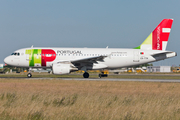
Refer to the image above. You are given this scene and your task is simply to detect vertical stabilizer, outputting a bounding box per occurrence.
[135,19,173,50]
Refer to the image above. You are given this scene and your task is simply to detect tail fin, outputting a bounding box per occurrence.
[134,19,173,50]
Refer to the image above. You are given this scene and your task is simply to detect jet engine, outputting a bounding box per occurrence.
[52,63,71,75]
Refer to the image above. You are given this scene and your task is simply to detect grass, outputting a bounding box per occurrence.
[0,78,180,119]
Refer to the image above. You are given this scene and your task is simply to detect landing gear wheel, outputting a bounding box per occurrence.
[27,73,32,78]
[99,74,102,78]
[83,72,89,78]
[99,72,108,78]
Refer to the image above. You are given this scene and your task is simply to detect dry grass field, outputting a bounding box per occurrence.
[0,78,180,120]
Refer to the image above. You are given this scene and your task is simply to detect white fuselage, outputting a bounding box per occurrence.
[4,47,177,70]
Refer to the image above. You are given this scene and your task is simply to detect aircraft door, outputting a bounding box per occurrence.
[133,51,139,62]
[26,49,32,61]
[26,54,29,61]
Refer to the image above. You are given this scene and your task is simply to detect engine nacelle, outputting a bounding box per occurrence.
[52,63,71,75]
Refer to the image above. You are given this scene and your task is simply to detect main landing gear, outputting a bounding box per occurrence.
[99,71,108,78]
[82,71,108,78]
[83,72,89,78]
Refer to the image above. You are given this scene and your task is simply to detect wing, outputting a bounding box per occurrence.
[71,55,107,63]
[57,55,108,70]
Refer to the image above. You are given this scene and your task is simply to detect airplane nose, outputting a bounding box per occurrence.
[4,56,11,65]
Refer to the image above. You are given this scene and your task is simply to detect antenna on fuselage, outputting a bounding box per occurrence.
[31,45,33,48]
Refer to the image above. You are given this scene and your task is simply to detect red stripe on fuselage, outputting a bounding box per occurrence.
[41,49,56,66]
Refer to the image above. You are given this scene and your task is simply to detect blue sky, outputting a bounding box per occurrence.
[0,1,180,66]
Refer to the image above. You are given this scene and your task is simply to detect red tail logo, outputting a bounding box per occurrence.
[152,19,173,50]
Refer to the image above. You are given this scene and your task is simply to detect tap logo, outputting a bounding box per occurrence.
[26,49,56,67]
[42,49,56,66]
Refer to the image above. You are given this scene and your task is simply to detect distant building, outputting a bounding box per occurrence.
[0,64,3,69]
[147,66,171,72]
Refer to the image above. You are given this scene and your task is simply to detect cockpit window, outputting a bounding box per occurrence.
[11,52,20,56]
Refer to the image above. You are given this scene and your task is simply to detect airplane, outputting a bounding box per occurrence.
[4,19,177,78]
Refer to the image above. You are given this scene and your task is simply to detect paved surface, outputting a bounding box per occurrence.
[1,76,180,82]
[61,78,180,82]
[20,78,180,83]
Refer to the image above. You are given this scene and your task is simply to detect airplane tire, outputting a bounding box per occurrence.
[27,73,32,78]
[83,72,89,78]
[99,74,101,78]
[99,74,108,78]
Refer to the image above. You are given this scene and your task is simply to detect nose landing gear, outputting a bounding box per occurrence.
[27,73,32,78]
[27,68,32,78]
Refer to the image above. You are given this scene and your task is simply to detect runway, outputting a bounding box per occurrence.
[19,78,180,83]
[61,78,180,82]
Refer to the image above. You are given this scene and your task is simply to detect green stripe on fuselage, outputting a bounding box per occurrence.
[26,49,42,67]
